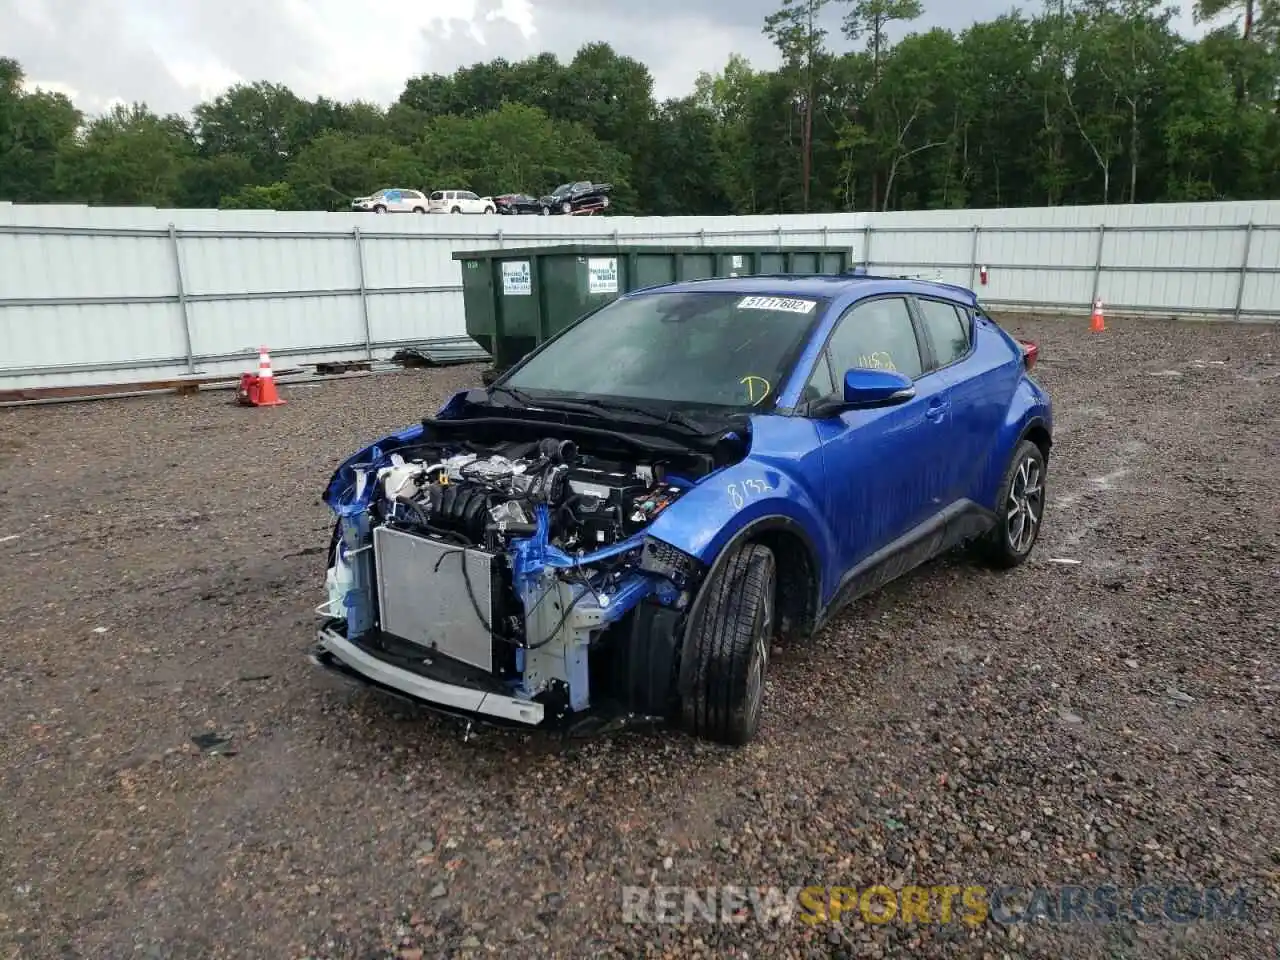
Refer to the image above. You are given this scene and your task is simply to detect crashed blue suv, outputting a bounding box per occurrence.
[313,273,1052,745]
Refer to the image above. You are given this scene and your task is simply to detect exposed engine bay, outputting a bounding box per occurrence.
[319,432,713,728]
[376,439,687,552]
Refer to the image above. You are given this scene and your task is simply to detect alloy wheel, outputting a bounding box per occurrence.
[1006,456,1044,554]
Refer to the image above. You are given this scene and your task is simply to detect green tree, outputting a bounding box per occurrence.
[3,9,1280,217]
[841,0,923,72]
[193,81,309,181]
[54,103,195,206]
[219,181,301,210]
[285,131,426,210]
[694,54,766,212]
[0,57,81,201]
[837,0,923,208]
[764,0,831,209]
[415,101,630,203]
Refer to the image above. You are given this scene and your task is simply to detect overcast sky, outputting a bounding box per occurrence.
[8,0,1204,117]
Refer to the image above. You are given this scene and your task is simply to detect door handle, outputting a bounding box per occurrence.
[925,397,948,421]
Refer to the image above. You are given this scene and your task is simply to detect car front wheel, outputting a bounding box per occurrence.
[977,438,1047,568]
[680,542,775,745]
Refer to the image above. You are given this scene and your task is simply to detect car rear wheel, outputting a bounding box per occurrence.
[976,439,1046,568]
[680,542,775,745]
[413,207,425,214]
[483,205,495,214]
[450,206,461,214]
[562,201,572,214]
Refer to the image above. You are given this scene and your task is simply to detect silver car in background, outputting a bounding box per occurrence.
[350,188,429,213]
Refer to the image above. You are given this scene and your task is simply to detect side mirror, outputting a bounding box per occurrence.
[808,368,915,418]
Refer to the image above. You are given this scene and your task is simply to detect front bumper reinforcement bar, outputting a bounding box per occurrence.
[313,627,545,726]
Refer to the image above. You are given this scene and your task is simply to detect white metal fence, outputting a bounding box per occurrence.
[2,199,1279,391]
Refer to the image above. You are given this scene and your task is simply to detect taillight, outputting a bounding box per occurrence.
[1018,340,1038,371]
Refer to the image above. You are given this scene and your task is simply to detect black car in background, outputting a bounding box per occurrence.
[538,181,612,215]
[493,193,544,215]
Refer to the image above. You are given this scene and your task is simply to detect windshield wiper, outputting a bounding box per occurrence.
[486,384,536,406]
[575,398,709,434]
[490,390,707,434]
[485,385,714,434]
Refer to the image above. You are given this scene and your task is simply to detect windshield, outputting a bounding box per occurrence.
[552,183,572,195]
[500,291,826,411]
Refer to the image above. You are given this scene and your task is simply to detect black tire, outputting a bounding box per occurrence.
[975,439,1047,569]
[541,205,551,216]
[680,542,776,745]
[373,204,386,214]
[561,201,572,214]
[450,206,461,214]
[413,207,425,214]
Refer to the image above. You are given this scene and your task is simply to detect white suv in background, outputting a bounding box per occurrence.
[350,188,429,213]
[428,190,497,214]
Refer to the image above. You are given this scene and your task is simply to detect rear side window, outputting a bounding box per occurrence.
[916,298,970,368]
[430,191,443,201]
[825,297,923,380]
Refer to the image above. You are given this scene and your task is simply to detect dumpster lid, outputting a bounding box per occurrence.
[452,243,851,261]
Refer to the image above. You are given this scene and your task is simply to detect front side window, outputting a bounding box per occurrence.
[802,353,835,403]
[825,297,923,380]
[503,292,827,410]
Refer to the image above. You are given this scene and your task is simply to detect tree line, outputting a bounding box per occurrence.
[1,0,1277,216]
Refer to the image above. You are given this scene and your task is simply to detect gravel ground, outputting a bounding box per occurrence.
[1,314,1278,960]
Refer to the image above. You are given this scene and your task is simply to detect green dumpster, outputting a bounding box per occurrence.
[452,243,855,372]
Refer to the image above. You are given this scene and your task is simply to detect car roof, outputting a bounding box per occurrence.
[627,272,979,307]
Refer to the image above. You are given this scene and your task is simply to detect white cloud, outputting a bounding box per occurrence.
[2,0,1210,118]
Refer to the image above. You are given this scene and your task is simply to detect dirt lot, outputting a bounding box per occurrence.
[1,314,1277,959]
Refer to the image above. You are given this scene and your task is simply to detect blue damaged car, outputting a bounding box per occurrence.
[312,273,1052,744]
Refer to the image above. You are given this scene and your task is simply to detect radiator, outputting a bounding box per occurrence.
[372,525,496,672]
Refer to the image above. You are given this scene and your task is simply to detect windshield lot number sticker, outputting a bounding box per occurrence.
[502,261,531,296]
[727,478,772,509]
[588,257,618,294]
[737,296,816,314]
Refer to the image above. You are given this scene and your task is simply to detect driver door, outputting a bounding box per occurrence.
[805,296,955,578]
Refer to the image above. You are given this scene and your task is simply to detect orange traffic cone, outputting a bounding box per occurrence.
[1090,298,1106,333]
[236,345,286,406]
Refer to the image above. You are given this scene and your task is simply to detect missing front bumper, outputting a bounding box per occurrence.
[312,627,545,725]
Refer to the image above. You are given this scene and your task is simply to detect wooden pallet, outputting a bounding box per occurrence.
[0,369,303,404]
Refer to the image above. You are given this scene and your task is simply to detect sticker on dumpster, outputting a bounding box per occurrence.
[737,296,817,314]
[502,261,531,296]
[587,257,618,294]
